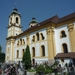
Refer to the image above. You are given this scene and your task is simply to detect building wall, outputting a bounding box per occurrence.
[55,24,71,54]
[14,36,27,62]
[6,22,75,63]
[5,10,75,64]
[13,28,48,63]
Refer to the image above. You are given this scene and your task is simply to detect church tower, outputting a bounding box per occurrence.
[8,8,22,37]
[5,8,22,63]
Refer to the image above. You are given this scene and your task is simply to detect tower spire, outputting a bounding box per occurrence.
[13,2,18,12]
[33,13,34,17]
[15,2,17,8]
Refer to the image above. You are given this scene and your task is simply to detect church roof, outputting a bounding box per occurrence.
[58,12,75,23]
[39,15,59,25]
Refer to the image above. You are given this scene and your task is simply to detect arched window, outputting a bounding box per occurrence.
[16,17,18,23]
[36,32,39,41]
[32,59,35,65]
[62,43,68,53]
[10,17,12,24]
[41,45,45,56]
[17,41,19,46]
[23,39,25,45]
[41,33,44,40]
[32,35,35,42]
[60,30,66,38]
[31,25,33,27]
[20,39,22,45]
[17,50,19,58]
[22,49,24,57]
[32,47,35,57]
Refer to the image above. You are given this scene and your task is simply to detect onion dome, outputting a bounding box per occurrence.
[29,17,38,27]
[10,8,21,17]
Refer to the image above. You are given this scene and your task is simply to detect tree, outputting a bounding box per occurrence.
[22,45,31,69]
[0,53,5,62]
[0,45,5,62]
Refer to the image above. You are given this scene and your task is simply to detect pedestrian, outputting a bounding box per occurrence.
[4,65,11,75]
[18,67,24,75]
[58,64,62,74]
[0,69,2,75]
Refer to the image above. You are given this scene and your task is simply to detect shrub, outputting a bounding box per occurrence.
[45,69,53,74]
[27,69,36,72]
[36,65,45,73]
[45,65,54,74]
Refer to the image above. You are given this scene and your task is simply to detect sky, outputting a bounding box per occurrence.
[0,0,75,53]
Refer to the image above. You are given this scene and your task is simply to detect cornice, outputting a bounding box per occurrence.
[7,23,22,28]
[6,36,15,40]
[56,18,75,27]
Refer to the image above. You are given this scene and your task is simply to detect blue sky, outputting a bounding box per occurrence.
[0,0,75,53]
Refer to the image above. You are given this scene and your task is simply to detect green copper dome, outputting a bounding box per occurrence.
[29,17,38,27]
[10,8,21,16]
[30,17,38,24]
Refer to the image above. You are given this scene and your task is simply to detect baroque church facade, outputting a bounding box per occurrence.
[5,8,75,65]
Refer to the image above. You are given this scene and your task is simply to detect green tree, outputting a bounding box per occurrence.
[22,45,31,69]
[0,45,5,62]
[0,53,5,62]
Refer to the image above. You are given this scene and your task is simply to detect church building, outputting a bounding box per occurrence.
[5,8,75,65]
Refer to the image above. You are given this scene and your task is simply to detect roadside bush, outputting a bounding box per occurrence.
[36,65,45,73]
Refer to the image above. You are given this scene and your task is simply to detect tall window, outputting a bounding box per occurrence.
[41,45,45,56]
[62,43,68,53]
[16,17,18,23]
[23,39,25,45]
[17,41,19,46]
[20,39,22,45]
[17,39,25,46]
[32,35,35,42]
[41,33,44,40]
[10,17,12,24]
[32,47,35,57]
[22,49,24,57]
[36,32,39,41]
[17,50,19,58]
[60,30,66,38]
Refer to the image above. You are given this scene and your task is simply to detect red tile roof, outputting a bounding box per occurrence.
[55,52,75,59]
[58,12,75,23]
